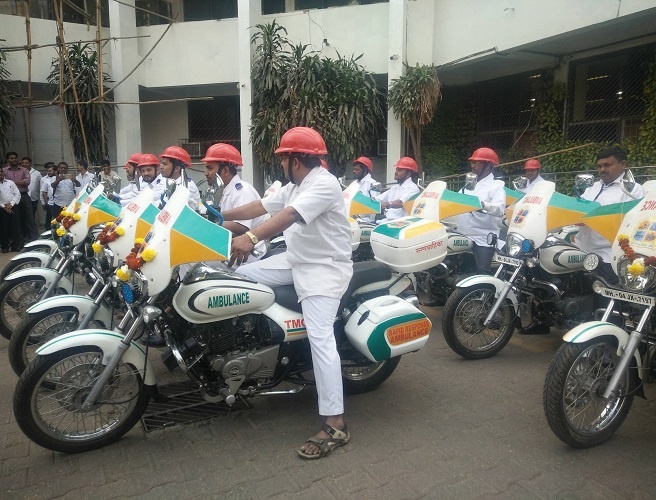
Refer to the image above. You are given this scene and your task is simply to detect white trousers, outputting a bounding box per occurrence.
[236,261,344,416]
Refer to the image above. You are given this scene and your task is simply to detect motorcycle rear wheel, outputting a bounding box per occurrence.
[0,256,45,281]
[543,337,637,448]
[9,307,105,376]
[442,284,516,359]
[13,346,149,453]
[341,356,400,394]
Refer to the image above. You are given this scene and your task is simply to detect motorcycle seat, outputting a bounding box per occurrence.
[272,261,392,314]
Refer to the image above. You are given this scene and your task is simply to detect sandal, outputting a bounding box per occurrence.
[297,424,350,460]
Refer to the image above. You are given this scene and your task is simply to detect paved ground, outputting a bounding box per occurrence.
[1,250,656,499]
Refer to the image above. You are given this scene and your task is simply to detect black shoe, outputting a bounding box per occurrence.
[518,323,551,335]
[139,334,166,348]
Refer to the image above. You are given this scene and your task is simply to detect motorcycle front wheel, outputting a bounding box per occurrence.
[543,337,637,448]
[9,307,105,376]
[0,256,46,281]
[13,346,149,453]
[341,356,400,394]
[0,276,48,340]
[442,284,517,359]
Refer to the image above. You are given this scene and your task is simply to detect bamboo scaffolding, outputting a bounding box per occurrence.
[1,35,149,53]
[13,97,215,109]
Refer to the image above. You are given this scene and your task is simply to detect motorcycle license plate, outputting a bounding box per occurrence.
[598,287,656,306]
[494,254,522,267]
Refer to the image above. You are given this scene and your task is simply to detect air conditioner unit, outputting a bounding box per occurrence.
[377,139,387,156]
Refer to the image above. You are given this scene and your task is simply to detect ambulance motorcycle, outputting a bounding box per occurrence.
[0,186,121,339]
[441,180,601,359]
[7,189,159,376]
[13,187,435,453]
[543,180,656,448]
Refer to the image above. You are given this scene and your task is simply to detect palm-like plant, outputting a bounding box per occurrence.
[251,21,383,179]
[0,49,14,155]
[48,42,113,164]
[388,63,441,173]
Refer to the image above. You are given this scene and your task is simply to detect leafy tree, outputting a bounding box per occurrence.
[250,21,383,179]
[0,49,14,155]
[387,63,441,173]
[48,42,112,164]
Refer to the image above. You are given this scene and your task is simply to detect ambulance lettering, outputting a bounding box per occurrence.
[207,292,250,309]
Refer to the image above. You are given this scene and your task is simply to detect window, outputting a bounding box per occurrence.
[262,0,286,15]
[183,0,237,21]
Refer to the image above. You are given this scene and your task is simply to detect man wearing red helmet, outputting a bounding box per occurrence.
[201,143,267,258]
[353,156,378,222]
[223,127,353,460]
[519,158,545,193]
[456,147,506,273]
[375,157,420,223]
[115,153,142,204]
[159,146,201,212]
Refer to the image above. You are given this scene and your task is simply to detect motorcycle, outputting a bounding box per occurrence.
[543,179,654,448]
[0,185,121,339]
[13,186,435,453]
[7,188,160,375]
[441,180,601,359]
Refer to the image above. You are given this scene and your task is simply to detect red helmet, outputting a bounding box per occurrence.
[137,153,159,168]
[468,147,499,166]
[394,157,418,173]
[125,153,142,168]
[353,156,373,171]
[274,127,328,156]
[524,158,541,170]
[320,159,329,169]
[201,143,243,166]
[160,146,192,168]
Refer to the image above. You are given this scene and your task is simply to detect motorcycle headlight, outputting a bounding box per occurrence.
[58,233,73,251]
[506,233,525,257]
[121,271,148,305]
[617,256,656,294]
[94,247,114,275]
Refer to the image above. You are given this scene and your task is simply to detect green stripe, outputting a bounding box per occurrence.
[372,217,422,239]
[172,205,231,257]
[570,322,614,342]
[352,191,381,212]
[140,203,160,224]
[441,189,481,209]
[36,330,146,355]
[549,192,599,214]
[92,195,122,217]
[367,312,427,361]
[504,187,524,200]
[287,327,306,333]
[583,199,640,218]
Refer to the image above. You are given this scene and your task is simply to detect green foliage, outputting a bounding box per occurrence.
[387,64,441,172]
[48,42,113,164]
[0,49,14,155]
[250,21,383,180]
[627,50,656,168]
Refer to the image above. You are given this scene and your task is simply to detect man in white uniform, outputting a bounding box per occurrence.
[75,160,95,190]
[518,158,546,193]
[577,146,644,281]
[125,154,165,207]
[352,156,377,222]
[116,153,142,205]
[202,143,267,258]
[159,146,201,212]
[456,147,506,273]
[51,162,80,217]
[376,157,420,223]
[40,162,57,230]
[0,168,22,252]
[224,127,353,460]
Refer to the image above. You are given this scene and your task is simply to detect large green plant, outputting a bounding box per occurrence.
[48,42,112,164]
[250,21,383,179]
[0,49,14,155]
[387,63,441,173]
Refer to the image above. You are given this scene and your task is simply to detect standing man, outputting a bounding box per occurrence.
[202,143,267,258]
[159,146,201,211]
[577,146,644,281]
[3,151,35,246]
[99,159,122,193]
[23,157,42,222]
[376,157,420,223]
[456,147,506,273]
[51,162,80,218]
[518,158,545,193]
[75,160,95,190]
[225,127,352,459]
[0,168,22,252]
[40,162,57,230]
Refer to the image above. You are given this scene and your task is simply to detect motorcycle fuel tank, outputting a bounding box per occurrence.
[447,232,473,254]
[539,243,587,274]
[173,278,276,323]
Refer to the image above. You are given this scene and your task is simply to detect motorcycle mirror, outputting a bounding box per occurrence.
[165,178,177,198]
[369,181,383,198]
[486,232,498,247]
[621,169,636,196]
[464,172,478,191]
[338,176,347,189]
[512,176,528,191]
[214,172,224,189]
[575,174,594,189]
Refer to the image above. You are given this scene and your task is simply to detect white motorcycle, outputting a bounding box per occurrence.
[13,187,437,453]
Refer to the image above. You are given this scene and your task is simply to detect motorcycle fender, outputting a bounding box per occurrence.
[22,239,58,252]
[9,251,53,268]
[3,268,74,294]
[26,295,112,328]
[562,321,643,377]
[36,330,156,386]
[455,275,519,314]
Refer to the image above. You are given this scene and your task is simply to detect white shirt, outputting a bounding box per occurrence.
[0,179,21,207]
[519,174,546,194]
[76,170,95,188]
[455,173,506,246]
[260,167,353,301]
[120,175,166,207]
[577,173,644,262]
[52,177,77,207]
[357,173,378,223]
[28,168,42,201]
[40,175,56,206]
[220,174,267,256]
[173,175,201,212]
[376,177,420,222]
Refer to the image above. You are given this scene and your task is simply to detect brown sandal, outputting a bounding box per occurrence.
[297,424,350,459]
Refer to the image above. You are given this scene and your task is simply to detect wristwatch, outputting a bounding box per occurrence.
[245,231,259,245]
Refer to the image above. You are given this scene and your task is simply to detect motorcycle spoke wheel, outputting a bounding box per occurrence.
[14,347,149,453]
[0,278,46,339]
[0,257,44,281]
[442,285,516,359]
[543,338,636,448]
[341,356,400,394]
